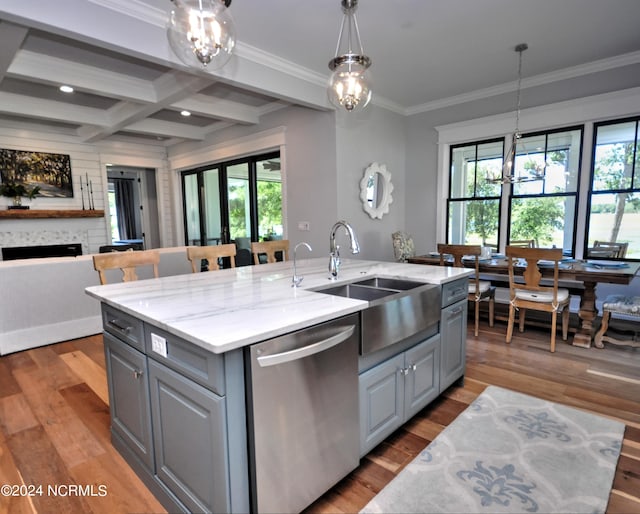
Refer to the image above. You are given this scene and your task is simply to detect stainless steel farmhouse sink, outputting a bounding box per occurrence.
[313,277,441,355]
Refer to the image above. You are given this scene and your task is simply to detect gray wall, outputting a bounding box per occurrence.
[335,105,407,262]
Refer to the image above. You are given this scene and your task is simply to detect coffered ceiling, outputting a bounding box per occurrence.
[1,0,639,148]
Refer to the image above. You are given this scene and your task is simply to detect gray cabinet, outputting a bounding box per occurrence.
[104,332,154,470]
[359,334,440,456]
[148,359,230,514]
[101,304,249,514]
[440,298,467,392]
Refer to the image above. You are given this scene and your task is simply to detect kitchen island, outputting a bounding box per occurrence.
[86,257,472,513]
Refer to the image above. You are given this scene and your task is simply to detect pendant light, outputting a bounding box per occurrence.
[327,0,372,113]
[488,43,545,184]
[167,0,236,70]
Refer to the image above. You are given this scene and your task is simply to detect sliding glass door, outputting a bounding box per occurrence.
[181,151,282,265]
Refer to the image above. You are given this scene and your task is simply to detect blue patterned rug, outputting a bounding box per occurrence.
[360,386,625,514]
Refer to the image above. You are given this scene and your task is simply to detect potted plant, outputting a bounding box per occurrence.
[0,180,41,209]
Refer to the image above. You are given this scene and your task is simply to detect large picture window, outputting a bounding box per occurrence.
[586,117,640,259]
[446,127,582,254]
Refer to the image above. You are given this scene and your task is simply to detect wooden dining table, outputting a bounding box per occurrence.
[407,254,640,348]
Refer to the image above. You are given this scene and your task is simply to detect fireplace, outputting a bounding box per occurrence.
[2,243,83,261]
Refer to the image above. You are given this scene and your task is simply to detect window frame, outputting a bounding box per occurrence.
[506,125,583,254]
[584,115,640,260]
[446,137,504,247]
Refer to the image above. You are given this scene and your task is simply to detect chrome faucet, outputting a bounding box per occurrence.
[328,221,360,280]
[292,242,313,287]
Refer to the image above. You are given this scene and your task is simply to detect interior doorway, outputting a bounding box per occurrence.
[106,166,160,249]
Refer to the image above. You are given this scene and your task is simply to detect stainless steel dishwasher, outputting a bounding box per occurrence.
[245,313,360,514]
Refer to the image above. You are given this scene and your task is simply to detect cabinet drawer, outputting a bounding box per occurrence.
[441,278,468,308]
[144,325,225,395]
[102,304,145,352]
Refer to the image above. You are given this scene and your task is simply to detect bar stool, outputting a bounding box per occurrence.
[594,295,640,348]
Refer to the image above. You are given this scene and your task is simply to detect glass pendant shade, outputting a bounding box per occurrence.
[328,54,372,112]
[327,0,372,113]
[167,0,236,70]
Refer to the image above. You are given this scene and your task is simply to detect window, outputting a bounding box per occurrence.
[446,127,582,254]
[508,127,582,251]
[447,139,502,247]
[586,117,640,259]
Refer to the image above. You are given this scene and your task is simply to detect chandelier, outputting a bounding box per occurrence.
[167,0,236,70]
[327,0,372,113]
[488,43,545,184]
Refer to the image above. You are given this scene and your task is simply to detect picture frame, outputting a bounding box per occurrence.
[0,148,73,198]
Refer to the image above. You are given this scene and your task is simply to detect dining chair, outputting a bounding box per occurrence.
[592,241,628,259]
[437,244,495,337]
[508,239,536,248]
[251,240,290,264]
[92,249,160,285]
[505,246,570,352]
[186,244,237,272]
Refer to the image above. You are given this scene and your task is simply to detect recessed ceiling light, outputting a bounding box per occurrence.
[180,110,191,117]
[59,85,74,93]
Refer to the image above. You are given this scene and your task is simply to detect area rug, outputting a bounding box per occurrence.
[360,385,625,514]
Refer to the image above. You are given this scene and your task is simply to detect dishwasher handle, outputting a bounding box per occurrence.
[256,325,355,367]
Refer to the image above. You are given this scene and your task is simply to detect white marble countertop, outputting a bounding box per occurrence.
[85,257,472,354]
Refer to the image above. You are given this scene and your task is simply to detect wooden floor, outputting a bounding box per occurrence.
[1,322,639,514]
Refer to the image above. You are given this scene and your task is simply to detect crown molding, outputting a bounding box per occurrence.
[407,50,640,116]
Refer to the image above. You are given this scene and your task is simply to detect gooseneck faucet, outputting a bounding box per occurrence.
[328,220,360,280]
[292,242,313,287]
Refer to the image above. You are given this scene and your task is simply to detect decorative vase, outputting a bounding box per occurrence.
[12,196,22,207]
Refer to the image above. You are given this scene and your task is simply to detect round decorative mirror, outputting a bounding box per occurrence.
[360,162,393,219]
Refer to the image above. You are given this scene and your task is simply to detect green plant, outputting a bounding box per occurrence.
[0,181,40,199]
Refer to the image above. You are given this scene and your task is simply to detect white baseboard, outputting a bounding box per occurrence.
[0,315,103,356]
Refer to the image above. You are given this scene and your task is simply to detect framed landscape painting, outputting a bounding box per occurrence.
[0,148,73,198]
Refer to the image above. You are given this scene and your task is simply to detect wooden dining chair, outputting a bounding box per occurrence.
[251,240,289,264]
[92,249,160,285]
[437,244,495,337]
[509,239,536,248]
[186,244,237,272]
[593,241,628,258]
[505,246,570,352]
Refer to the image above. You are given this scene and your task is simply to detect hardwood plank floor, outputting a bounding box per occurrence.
[1,323,639,514]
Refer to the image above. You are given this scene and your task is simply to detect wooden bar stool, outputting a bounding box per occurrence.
[251,240,289,264]
[187,244,236,272]
[92,249,160,284]
[594,295,640,348]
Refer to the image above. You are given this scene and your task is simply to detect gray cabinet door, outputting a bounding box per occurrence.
[103,332,154,470]
[148,359,230,514]
[359,353,404,457]
[440,299,467,392]
[404,336,440,420]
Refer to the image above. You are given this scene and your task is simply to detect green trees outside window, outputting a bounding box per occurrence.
[587,118,640,258]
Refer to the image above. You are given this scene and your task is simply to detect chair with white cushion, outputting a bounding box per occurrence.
[505,246,570,352]
[437,244,495,337]
[594,295,640,348]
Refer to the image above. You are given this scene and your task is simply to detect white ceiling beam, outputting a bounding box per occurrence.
[77,72,213,142]
[0,0,330,110]
[123,118,206,140]
[0,21,27,81]
[172,94,260,125]
[8,49,156,103]
[0,91,107,125]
